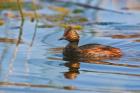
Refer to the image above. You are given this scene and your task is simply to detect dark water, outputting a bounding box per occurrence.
[0,0,140,93]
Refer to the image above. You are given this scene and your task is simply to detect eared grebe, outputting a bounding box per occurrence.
[59,26,122,61]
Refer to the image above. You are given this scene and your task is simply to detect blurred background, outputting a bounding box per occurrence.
[0,0,140,93]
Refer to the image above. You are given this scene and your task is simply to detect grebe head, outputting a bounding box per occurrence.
[59,26,79,42]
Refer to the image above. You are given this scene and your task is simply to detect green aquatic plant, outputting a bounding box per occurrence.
[72,9,84,14]
[16,0,24,45]
[0,1,42,10]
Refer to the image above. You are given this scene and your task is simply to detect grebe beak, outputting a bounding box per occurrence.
[59,37,66,40]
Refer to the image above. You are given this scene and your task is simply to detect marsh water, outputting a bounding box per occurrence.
[0,0,140,93]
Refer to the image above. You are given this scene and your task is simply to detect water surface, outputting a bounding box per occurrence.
[0,0,140,93]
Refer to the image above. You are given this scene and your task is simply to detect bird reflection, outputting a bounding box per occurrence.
[64,61,80,80]
[62,57,140,80]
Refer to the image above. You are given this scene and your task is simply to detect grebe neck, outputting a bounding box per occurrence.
[66,41,79,49]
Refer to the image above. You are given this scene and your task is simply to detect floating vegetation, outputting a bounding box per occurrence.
[36,13,88,28]
[60,24,83,30]
[0,19,5,26]
[72,9,84,14]
[0,37,24,44]
[112,34,140,39]
[23,11,41,20]
[45,14,88,23]
[64,15,88,23]
[45,14,66,22]
[48,5,70,15]
[0,1,88,29]
[0,1,42,10]
[51,0,130,14]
